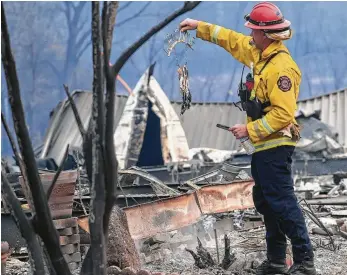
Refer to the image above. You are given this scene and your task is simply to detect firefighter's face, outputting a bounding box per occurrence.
[250,29,266,49]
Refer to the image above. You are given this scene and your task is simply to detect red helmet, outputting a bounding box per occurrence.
[244,2,291,30]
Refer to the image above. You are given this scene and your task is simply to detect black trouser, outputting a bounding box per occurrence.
[251,145,313,263]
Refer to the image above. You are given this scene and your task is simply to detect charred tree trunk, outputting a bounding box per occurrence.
[80,1,201,273]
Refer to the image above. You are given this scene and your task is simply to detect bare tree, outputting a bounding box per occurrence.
[2,2,61,142]
[1,2,201,275]
[53,1,158,87]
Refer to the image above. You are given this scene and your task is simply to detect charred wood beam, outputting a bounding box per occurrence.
[221,234,235,270]
[1,3,71,274]
[63,83,94,188]
[1,171,45,275]
[63,84,86,137]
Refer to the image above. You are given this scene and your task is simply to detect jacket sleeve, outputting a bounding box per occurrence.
[196,21,258,67]
[246,69,298,143]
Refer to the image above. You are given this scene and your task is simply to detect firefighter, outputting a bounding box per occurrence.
[179,2,316,275]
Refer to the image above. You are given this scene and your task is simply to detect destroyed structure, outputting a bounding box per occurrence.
[2,69,347,274]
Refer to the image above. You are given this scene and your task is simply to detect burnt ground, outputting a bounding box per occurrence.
[141,216,347,275]
[3,212,347,275]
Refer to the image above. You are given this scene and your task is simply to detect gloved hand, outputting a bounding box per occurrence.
[179,18,200,32]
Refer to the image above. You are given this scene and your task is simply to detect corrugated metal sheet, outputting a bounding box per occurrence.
[297,89,347,147]
[41,91,128,164]
[172,102,246,151]
[78,179,255,240]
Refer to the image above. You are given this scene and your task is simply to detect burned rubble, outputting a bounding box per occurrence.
[3,158,347,275]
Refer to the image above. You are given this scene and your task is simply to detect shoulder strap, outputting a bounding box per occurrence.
[258,50,289,75]
[258,50,289,114]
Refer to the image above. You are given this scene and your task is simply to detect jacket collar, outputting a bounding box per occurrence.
[260,40,288,60]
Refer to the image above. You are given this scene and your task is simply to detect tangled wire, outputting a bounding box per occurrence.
[164,29,195,115]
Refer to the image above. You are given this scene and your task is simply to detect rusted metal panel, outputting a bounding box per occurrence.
[19,170,78,219]
[78,180,255,240]
[125,193,201,240]
[196,180,254,214]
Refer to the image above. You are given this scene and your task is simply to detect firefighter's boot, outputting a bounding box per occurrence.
[288,259,317,275]
[256,259,288,275]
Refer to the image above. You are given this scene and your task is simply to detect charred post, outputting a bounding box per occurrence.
[221,234,235,270]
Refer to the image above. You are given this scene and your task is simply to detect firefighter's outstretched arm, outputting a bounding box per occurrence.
[246,69,299,143]
[180,18,258,67]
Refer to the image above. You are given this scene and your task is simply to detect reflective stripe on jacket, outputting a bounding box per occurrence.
[196,21,301,152]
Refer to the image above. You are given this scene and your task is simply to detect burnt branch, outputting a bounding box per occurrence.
[1,4,71,274]
[185,238,215,269]
[46,144,70,200]
[1,170,45,275]
[63,84,86,137]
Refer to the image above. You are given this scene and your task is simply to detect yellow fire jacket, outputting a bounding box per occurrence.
[196,21,301,152]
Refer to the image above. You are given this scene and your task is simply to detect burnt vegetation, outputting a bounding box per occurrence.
[1,1,201,274]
